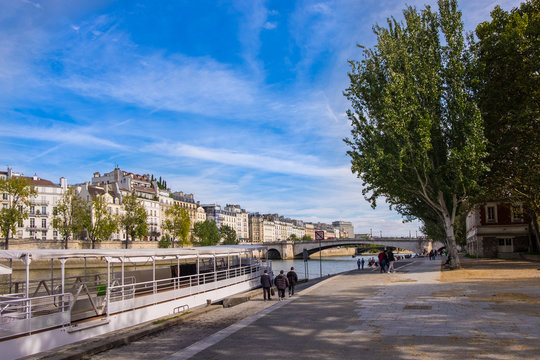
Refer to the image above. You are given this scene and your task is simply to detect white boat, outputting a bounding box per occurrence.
[0,245,270,359]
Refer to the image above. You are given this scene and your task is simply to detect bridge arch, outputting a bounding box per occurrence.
[267,248,282,260]
[294,242,403,259]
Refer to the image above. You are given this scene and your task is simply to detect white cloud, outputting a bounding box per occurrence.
[145,142,349,177]
[263,21,277,29]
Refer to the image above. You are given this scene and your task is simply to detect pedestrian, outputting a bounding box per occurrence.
[387,249,395,273]
[378,251,385,273]
[274,270,289,301]
[286,267,298,297]
[260,269,273,301]
[361,258,365,270]
[357,258,361,270]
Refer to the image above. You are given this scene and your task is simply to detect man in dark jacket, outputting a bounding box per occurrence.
[274,270,289,301]
[286,267,298,297]
[260,269,273,301]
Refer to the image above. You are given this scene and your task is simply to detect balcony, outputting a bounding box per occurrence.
[30,199,49,206]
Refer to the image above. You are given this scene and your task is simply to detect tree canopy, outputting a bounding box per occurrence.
[52,187,89,249]
[474,0,540,250]
[119,194,148,249]
[87,195,118,249]
[193,220,220,246]
[220,224,238,245]
[163,203,191,247]
[0,176,36,249]
[344,0,486,268]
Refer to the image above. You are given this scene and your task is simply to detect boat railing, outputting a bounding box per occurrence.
[0,293,71,339]
[107,262,268,313]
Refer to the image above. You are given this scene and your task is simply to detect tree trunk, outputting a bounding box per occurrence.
[125,227,129,249]
[442,209,461,269]
[530,210,540,253]
[4,232,8,250]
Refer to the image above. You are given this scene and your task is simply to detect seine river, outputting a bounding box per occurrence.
[271,255,376,280]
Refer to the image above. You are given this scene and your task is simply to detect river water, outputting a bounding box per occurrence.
[271,255,377,280]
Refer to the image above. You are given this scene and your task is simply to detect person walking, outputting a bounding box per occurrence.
[260,269,273,301]
[378,251,385,273]
[274,270,289,301]
[361,257,365,270]
[357,258,361,270]
[387,249,396,273]
[286,267,298,297]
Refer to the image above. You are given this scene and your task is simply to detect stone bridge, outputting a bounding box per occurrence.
[264,237,431,259]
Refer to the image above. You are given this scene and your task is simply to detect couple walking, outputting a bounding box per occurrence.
[261,267,298,301]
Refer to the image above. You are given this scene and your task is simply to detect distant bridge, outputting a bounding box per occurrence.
[264,237,430,259]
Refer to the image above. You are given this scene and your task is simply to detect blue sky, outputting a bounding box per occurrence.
[0,0,522,236]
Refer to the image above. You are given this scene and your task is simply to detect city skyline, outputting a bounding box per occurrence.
[0,0,522,237]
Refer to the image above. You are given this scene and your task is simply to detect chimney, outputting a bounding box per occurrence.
[60,177,67,190]
[33,174,38,181]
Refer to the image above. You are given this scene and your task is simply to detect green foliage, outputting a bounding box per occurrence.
[164,203,191,247]
[220,224,238,245]
[301,234,312,241]
[344,0,487,268]
[158,233,172,248]
[87,195,118,249]
[287,234,300,242]
[120,194,148,248]
[192,220,220,246]
[474,0,540,249]
[0,176,37,249]
[52,187,89,249]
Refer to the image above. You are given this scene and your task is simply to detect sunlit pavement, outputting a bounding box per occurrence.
[168,258,540,360]
[35,258,540,360]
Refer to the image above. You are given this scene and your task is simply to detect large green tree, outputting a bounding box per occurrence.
[163,203,191,247]
[52,187,89,249]
[0,176,36,249]
[474,0,540,250]
[192,220,220,246]
[119,194,148,249]
[344,0,486,268]
[220,224,238,245]
[87,195,118,249]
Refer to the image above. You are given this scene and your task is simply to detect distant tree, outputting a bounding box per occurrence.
[288,234,300,242]
[52,187,89,249]
[220,225,238,245]
[474,0,540,250]
[344,0,486,268]
[193,220,220,246]
[0,176,37,249]
[158,233,172,248]
[87,195,118,249]
[301,234,312,241]
[119,194,148,249]
[164,203,191,247]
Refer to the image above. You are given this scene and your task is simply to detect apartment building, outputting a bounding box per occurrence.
[332,221,355,238]
[224,204,249,241]
[466,201,531,257]
[202,204,236,230]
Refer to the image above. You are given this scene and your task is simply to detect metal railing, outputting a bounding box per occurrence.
[0,293,71,338]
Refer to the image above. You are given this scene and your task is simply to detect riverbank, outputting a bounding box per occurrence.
[24,257,540,359]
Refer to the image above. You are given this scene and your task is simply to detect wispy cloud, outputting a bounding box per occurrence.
[145,142,349,177]
[0,124,125,149]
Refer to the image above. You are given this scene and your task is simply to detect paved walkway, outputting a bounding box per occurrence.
[35,258,540,359]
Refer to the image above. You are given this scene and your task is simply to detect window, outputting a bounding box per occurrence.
[30,218,35,228]
[30,205,35,215]
[42,231,47,240]
[511,205,524,223]
[2,193,7,200]
[42,218,47,228]
[42,206,47,215]
[486,206,497,223]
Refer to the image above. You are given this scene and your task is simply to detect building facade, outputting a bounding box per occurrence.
[466,202,531,257]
